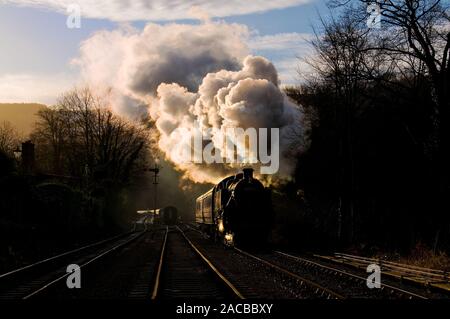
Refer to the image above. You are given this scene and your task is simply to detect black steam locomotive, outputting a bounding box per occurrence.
[195,168,273,247]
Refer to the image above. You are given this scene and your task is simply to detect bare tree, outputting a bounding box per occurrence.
[328,0,450,248]
[32,87,149,187]
[304,13,382,242]
[32,109,67,174]
[0,121,19,156]
[329,1,450,157]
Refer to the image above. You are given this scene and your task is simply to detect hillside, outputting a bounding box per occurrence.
[0,103,47,137]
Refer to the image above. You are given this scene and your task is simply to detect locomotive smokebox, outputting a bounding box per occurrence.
[243,168,253,180]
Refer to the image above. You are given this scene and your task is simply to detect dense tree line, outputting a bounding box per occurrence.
[282,0,450,254]
[0,88,151,269]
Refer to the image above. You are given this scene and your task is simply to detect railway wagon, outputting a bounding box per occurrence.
[195,168,273,247]
[160,206,178,225]
[136,206,178,225]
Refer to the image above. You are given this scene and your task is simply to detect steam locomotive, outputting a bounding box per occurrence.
[195,168,273,247]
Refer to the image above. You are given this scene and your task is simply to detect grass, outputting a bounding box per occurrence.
[397,242,450,272]
[373,242,450,272]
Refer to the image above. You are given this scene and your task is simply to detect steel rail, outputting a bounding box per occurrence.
[22,231,146,300]
[276,251,428,300]
[234,248,345,299]
[0,231,134,280]
[151,226,168,300]
[177,226,245,299]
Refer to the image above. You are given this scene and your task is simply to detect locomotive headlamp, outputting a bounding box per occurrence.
[218,220,224,233]
[224,233,234,245]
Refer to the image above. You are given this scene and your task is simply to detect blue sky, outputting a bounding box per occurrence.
[0,0,329,104]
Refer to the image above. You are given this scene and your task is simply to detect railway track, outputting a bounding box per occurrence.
[0,230,146,300]
[317,252,450,295]
[233,248,344,299]
[151,226,244,299]
[182,224,342,298]
[270,251,429,299]
[183,223,434,299]
[3,220,440,300]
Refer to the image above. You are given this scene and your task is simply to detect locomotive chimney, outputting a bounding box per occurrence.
[243,168,253,180]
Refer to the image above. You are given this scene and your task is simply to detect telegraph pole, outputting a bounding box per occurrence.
[146,163,160,215]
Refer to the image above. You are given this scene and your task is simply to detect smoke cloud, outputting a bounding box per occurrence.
[4,0,311,22]
[74,21,307,184]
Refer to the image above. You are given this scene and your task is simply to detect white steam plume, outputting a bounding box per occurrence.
[74,22,307,184]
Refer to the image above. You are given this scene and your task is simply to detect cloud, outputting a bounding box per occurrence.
[249,32,313,51]
[73,22,250,118]
[0,72,76,105]
[2,0,312,21]
[249,32,314,84]
[153,55,306,183]
[73,21,308,183]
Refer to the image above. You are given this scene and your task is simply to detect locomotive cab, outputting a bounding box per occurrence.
[196,168,273,248]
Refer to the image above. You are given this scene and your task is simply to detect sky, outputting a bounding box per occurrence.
[0,0,329,105]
